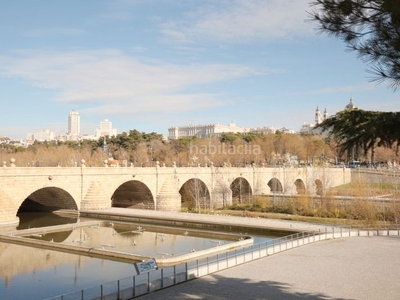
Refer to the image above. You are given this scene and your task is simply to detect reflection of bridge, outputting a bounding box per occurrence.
[0,164,350,226]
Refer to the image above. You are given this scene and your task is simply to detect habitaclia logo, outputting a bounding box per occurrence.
[190,142,261,155]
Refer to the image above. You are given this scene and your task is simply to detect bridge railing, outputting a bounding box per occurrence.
[44,226,400,300]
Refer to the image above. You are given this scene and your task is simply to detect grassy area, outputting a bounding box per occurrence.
[213,209,368,228]
[182,179,400,229]
[326,182,400,198]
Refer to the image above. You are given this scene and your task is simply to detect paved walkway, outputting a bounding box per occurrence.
[135,236,400,300]
[83,209,400,299]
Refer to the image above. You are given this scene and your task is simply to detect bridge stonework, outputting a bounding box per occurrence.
[0,166,350,227]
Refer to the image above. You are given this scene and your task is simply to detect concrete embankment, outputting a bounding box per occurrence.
[80,207,328,233]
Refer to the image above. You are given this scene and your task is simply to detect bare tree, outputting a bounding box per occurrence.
[180,178,210,212]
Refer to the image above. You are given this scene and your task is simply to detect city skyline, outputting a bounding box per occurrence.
[25,111,118,142]
[1,1,399,140]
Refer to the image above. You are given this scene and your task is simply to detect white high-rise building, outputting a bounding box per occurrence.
[68,110,80,140]
[94,119,117,138]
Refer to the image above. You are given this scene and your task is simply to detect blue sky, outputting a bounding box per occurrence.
[0,0,398,139]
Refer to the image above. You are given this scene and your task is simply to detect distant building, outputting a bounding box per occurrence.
[0,136,11,144]
[26,129,55,142]
[168,122,292,139]
[277,127,295,134]
[168,122,251,139]
[94,119,117,138]
[299,106,329,134]
[300,97,357,134]
[251,126,277,134]
[345,97,358,110]
[67,110,80,140]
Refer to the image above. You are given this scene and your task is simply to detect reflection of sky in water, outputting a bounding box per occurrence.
[0,224,243,300]
[1,214,283,299]
[0,243,136,300]
[64,226,236,257]
[35,224,244,258]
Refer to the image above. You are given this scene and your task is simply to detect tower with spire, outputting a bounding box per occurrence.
[315,106,328,124]
[345,97,357,109]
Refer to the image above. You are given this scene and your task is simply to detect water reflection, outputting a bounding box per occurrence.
[0,212,290,299]
[17,211,78,230]
[22,221,241,258]
[0,241,137,300]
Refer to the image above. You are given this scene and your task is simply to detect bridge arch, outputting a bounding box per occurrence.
[230,177,253,204]
[294,179,306,195]
[19,187,78,213]
[111,180,154,209]
[315,179,323,196]
[268,178,283,193]
[179,178,210,211]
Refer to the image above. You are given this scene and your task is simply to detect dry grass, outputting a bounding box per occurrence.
[220,186,400,228]
[327,182,400,198]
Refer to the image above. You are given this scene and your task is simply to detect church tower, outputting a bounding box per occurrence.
[315,107,323,124]
[323,108,329,121]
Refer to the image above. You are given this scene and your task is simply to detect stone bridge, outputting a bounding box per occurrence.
[0,164,350,227]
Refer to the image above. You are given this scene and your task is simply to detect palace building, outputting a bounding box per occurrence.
[168,122,250,139]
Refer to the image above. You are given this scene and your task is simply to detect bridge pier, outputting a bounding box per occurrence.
[0,211,19,228]
[156,176,181,211]
[0,189,20,227]
[81,181,110,210]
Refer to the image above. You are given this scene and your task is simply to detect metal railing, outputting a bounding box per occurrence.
[45,228,400,300]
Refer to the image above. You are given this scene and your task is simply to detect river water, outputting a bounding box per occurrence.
[0,212,289,299]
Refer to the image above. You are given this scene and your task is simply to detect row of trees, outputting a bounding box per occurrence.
[1,129,399,167]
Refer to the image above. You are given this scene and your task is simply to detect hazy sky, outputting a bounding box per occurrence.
[0,0,398,139]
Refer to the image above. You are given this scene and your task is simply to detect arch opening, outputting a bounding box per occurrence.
[315,179,323,196]
[112,180,154,210]
[19,187,78,213]
[268,178,283,193]
[179,179,210,212]
[294,179,306,195]
[230,177,253,205]
[17,187,78,229]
